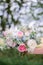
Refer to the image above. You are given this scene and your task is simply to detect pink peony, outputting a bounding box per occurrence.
[17,31,23,38]
[17,44,27,52]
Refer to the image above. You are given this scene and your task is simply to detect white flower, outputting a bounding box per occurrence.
[6,38,13,47]
[27,39,37,53]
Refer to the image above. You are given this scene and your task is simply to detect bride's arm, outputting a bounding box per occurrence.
[33,44,43,54]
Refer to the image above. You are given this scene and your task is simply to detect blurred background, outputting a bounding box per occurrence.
[0,0,43,31]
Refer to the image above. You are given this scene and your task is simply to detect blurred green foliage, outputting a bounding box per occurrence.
[0,49,43,65]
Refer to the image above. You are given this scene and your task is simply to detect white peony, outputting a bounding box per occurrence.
[27,39,37,53]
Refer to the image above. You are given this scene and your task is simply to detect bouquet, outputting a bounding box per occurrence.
[0,26,40,54]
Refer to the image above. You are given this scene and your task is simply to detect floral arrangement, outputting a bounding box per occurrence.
[0,26,41,54]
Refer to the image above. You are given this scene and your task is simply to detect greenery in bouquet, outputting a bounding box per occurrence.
[29,31,41,45]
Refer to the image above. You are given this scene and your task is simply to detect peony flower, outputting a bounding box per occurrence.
[17,44,27,52]
[27,39,37,53]
[17,31,23,38]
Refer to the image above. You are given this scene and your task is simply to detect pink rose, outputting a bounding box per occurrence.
[17,31,23,38]
[17,44,27,52]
